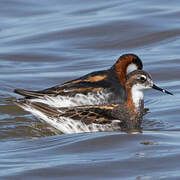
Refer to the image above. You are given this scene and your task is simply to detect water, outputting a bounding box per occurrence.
[0,0,180,179]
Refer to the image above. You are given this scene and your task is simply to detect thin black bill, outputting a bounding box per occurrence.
[152,84,173,95]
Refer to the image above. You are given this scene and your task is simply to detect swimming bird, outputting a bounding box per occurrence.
[14,70,172,133]
[14,54,143,107]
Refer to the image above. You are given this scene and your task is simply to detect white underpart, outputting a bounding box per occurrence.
[126,64,138,74]
[20,90,120,133]
[30,91,111,108]
[20,103,121,133]
[131,79,153,109]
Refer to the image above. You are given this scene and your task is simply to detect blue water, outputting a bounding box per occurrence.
[0,0,180,179]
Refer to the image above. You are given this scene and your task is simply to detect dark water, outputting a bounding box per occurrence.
[0,0,180,179]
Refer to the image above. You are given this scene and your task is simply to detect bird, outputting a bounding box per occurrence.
[14,70,173,134]
[14,54,143,107]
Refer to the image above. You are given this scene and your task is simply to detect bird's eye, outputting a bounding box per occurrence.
[140,76,146,82]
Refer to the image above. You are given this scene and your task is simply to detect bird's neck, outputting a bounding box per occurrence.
[113,61,127,85]
[126,85,144,114]
[131,85,144,110]
[123,84,144,130]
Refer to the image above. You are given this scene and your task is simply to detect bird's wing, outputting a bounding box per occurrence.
[14,70,113,98]
[15,99,119,125]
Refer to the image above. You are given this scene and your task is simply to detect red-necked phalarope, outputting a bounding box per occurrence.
[14,70,172,134]
[14,54,143,107]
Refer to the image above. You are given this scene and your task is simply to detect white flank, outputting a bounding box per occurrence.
[30,91,111,108]
[131,80,152,109]
[21,103,121,133]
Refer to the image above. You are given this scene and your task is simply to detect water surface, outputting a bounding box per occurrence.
[0,0,180,179]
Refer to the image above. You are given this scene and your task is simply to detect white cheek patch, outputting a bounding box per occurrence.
[126,64,138,74]
[131,82,152,109]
